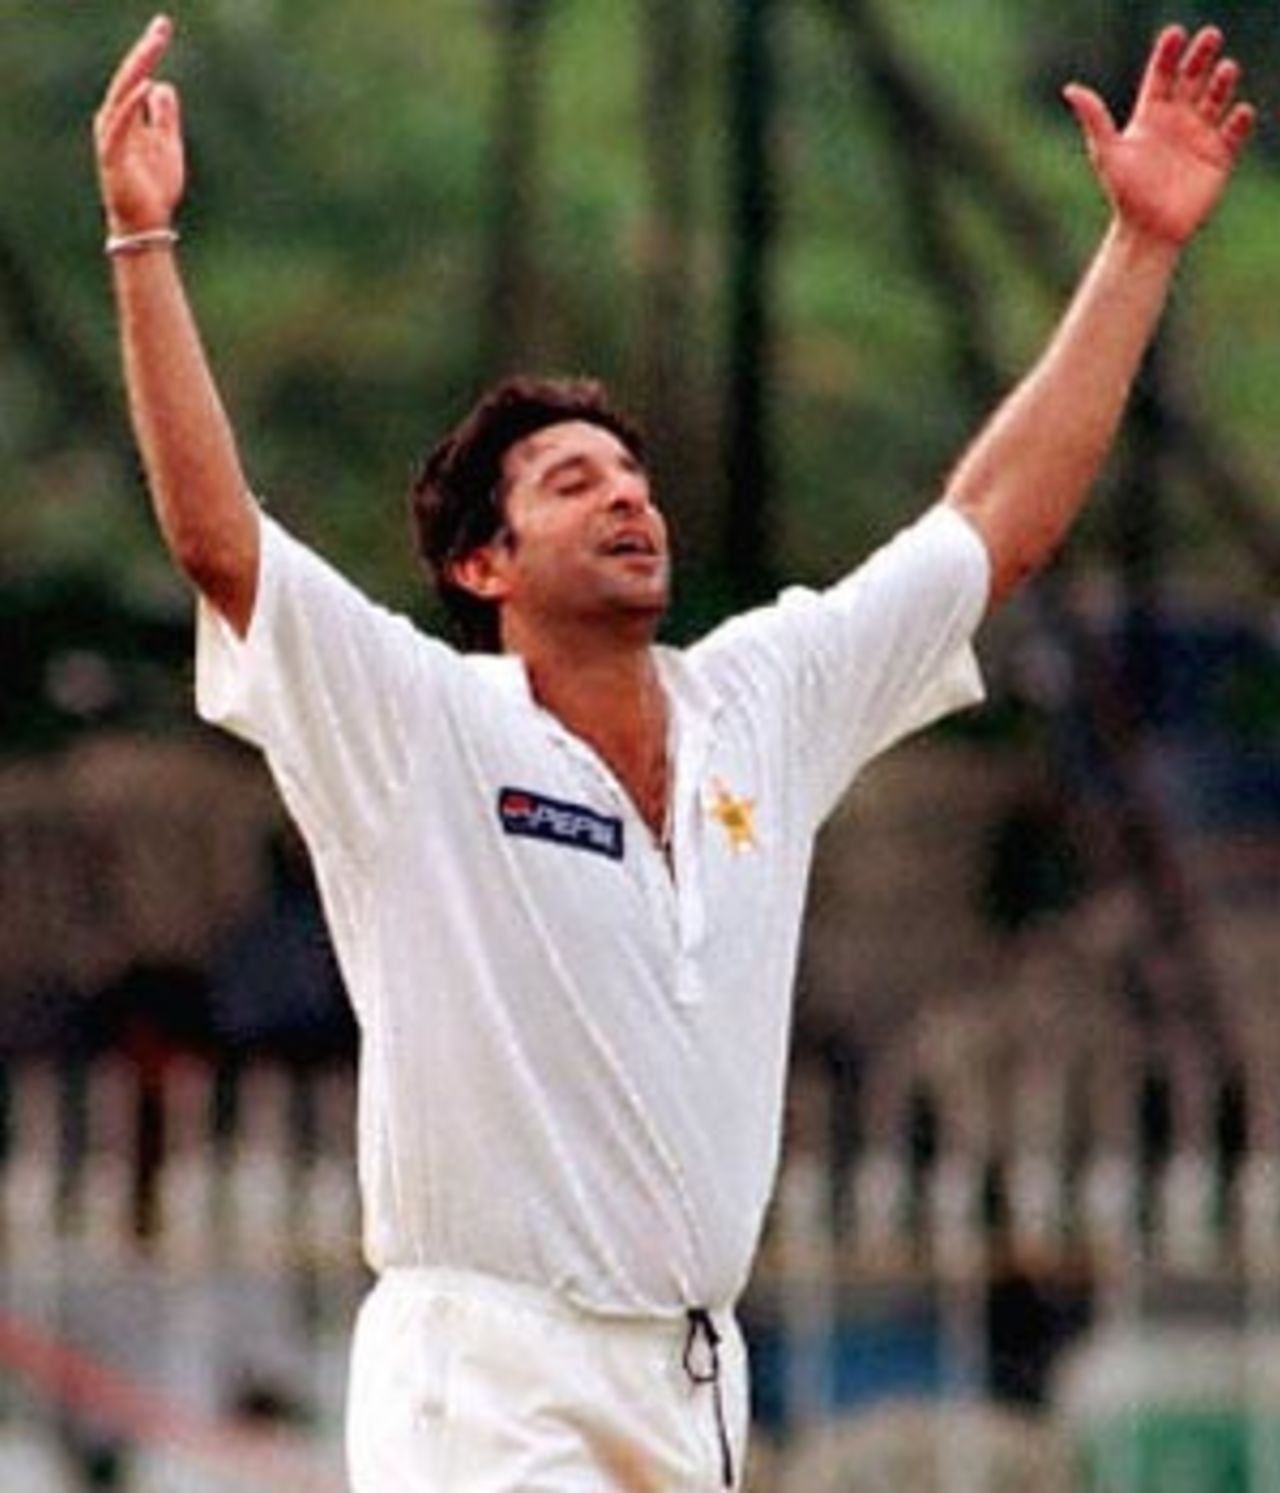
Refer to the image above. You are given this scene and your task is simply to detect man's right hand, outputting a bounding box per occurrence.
[94,15,186,237]
[95,13,259,637]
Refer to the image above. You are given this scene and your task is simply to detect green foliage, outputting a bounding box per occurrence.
[1,0,1276,746]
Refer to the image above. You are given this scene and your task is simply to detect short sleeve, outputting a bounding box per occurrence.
[692,504,989,826]
[196,514,442,860]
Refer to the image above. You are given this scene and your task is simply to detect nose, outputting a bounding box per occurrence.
[607,470,653,514]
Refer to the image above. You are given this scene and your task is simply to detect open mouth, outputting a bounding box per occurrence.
[601,533,659,558]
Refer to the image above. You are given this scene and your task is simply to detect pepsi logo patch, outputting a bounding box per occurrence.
[497,787,624,861]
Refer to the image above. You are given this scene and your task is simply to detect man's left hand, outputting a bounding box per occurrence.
[1064,24,1255,246]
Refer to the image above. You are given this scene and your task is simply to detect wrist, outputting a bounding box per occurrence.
[1106,216,1184,274]
[105,206,174,234]
[1108,196,1196,254]
[105,225,180,259]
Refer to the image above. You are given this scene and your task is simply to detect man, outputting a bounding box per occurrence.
[94,15,1253,1490]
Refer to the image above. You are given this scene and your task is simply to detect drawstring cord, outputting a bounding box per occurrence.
[683,1308,734,1488]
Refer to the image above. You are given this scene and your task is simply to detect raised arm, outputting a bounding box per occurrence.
[95,14,259,635]
[946,24,1255,608]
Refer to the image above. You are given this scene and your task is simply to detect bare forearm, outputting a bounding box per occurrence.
[947,219,1180,606]
[945,22,1256,609]
[112,247,258,632]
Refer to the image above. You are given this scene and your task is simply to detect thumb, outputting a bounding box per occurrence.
[1062,82,1117,160]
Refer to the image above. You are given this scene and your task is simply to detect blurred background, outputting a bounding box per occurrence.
[2,0,1278,1488]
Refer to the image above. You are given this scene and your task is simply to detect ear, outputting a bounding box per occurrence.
[447,541,514,603]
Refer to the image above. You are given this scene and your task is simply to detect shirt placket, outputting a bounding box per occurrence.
[668,713,714,1007]
[541,709,715,1008]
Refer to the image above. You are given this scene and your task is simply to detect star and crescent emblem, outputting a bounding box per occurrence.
[705,778,759,854]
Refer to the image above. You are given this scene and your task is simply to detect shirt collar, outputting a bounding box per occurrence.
[465,645,724,739]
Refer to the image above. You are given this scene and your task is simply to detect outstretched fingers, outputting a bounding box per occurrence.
[98,15,173,131]
[1132,22,1254,156]
[1135,24,1240,113]
[1200,57,1241,121]
[1199,60,1257,155]
[1135,23,1189,108]
[1174,26,1225,105]
[1175,30,1255,156]
[1221,101,1257,157]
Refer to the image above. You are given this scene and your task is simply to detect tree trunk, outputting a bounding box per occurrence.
[638,0,703,537]
[484,0,552,378]
[723,0,779,603]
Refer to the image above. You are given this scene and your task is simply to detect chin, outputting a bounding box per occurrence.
[606,594,667,634]
[600,575,669,614]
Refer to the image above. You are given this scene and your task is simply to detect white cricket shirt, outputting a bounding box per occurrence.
[196,502,989,1316]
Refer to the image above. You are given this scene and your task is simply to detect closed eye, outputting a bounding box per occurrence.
[541,457,595,498]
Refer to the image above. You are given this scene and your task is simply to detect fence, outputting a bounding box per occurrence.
[2,1020,1279,1489]
[0,1055,360,1492]
[752,994,1280,1491]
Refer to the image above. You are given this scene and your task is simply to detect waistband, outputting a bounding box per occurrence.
[375,1265,733,1332]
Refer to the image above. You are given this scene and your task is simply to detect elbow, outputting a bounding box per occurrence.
[951,496,1063,610]
[169,522,229,590]
[987,546,1048,610]
[166,512,259,636]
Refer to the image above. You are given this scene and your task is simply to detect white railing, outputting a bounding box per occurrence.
[1,1025,1276,1490]
[0,1055,360,1493]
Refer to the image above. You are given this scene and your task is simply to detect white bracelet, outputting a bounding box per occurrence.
[105,226,180,258]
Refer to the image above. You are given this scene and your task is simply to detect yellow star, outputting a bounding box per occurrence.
[706,779,758,854]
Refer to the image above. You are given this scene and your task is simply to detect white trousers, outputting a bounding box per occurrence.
[346,1268,749,1492]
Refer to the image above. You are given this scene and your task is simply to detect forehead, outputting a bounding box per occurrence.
[502,419,633,483]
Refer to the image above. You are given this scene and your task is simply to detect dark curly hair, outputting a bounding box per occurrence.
[410,375,647,652]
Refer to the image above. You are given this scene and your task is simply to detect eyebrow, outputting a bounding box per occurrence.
[536,454,592,488]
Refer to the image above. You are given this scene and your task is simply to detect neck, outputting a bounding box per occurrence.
[502,611,660,728]
[506,625,671,840]
[524,636,663,744]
